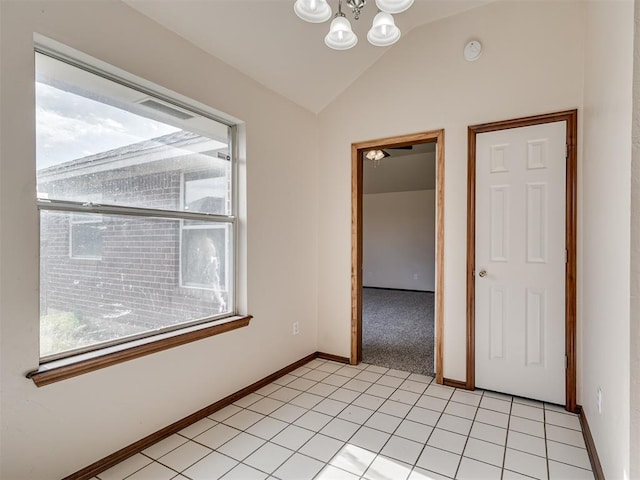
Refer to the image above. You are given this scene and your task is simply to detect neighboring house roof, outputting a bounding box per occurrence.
[38,130,228,183]
[185,196,225,213]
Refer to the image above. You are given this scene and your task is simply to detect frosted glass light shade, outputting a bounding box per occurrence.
[294,0,332,23]
[325,16,358,50]
[367,12,400,47]
[375,0,414,14]
[366,150,386,161]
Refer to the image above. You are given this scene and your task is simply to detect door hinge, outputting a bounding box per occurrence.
[565,355,568,369]
[565,249,568,264]
[565,144,569,159]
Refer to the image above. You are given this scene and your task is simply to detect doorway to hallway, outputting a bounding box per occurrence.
[351,129,445,382]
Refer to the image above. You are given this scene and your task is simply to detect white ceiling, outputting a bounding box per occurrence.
[124,0,492,113]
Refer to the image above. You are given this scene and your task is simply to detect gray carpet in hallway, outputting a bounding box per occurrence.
[362,287,434,376]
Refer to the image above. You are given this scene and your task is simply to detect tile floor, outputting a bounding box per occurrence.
[95,359,594,480]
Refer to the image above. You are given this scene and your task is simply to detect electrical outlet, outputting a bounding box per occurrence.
[292,321,300,336]
[597,387,602,414]
[413,273,419,280]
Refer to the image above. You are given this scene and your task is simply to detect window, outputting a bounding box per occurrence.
[181,222,230,291]
[69,214,103,260]
[37,50,237,361]
[180,171,230,291]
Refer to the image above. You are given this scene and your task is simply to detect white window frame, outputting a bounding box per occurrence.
[179,170,232,292]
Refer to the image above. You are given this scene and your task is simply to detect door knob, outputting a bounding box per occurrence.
[479,270,487,278]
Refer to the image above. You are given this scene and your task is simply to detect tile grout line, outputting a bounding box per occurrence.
[126,451,184,480]
[278,362,447,479]
[216,360,340,479]
[106,359,593,480]
[309,362,430,479]
[499,394,514,480]
[106,362,336,480]
[285,363,403,480]
[456,390,492,478]
[128,450,185,480]
[225,362,343,478]
[351,378,431,478]
[327,364,435,478]
[413,383,460,479]
[337,364,590,478]
[211,361,419,479]
[145,364,326,479]
[544,403,551,480]
[366,370,473,478]
[451,389,474,479]
[312,365,526,479]
[267,381,359,479]
[272,376,590,479]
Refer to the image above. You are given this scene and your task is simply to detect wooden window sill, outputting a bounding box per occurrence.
[27,315,252,387]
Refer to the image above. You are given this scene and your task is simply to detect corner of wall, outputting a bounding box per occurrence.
[581,1,634,477]
[630,1,640,478]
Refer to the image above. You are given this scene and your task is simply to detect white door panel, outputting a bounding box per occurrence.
[475,121,566,404]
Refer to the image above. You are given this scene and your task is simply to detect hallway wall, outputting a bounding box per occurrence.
[363,190,436,291]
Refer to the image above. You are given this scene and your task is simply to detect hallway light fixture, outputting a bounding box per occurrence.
[294,0,413,51]
[365,149,390,167]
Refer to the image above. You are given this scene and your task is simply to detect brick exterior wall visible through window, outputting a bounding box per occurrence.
[40,169,221,331]
[38,133,232,356]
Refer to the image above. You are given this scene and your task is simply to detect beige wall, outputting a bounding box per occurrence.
[0,1,319,478]
[363,190,436,291]
[581,2,634,478]
[316,1,585,380]
[632,3,640,478]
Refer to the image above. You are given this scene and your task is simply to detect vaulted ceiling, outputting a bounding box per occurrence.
[124,0,492,113]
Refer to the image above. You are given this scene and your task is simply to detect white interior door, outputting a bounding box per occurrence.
[475,121,566,404]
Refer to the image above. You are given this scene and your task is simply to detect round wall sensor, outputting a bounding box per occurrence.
[464,40,482,62]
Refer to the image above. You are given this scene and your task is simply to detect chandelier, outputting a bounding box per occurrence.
[294,0,414,50]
